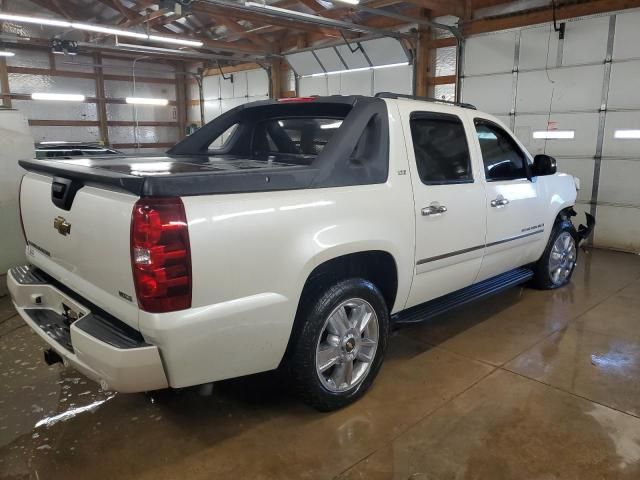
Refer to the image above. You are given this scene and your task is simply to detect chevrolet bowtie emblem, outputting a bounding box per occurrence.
[53,216,71,236]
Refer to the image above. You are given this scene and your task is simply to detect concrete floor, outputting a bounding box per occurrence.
[1,248,640,479]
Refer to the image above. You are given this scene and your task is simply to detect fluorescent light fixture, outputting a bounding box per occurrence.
[71,23,148,39]
[614,129,640,139]
[0,13,204,48]
[304,62,410,78]
[126,97,169,106]
[148,35,204,47]
[332,0,360,4]
[0,13,71,28]
[0,51,14,57]
[533,130,575,139]
[31,93,85,102]
[321,121,342,129]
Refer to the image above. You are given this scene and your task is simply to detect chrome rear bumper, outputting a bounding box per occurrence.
[7,266,168,393]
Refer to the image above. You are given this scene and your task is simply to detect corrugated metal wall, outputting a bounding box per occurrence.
[3,48,181,153]
[461,9,640,253]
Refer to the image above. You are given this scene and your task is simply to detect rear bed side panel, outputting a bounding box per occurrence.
[20,173,140,329]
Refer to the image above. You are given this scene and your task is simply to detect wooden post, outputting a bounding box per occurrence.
[93,52,109,145]
[270,57,283,99]
[175,62,188,140]
[415,9,432,97]
[0,57,11,108]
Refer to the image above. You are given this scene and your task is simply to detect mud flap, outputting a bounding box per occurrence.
[564,208,595,244]
[576,212,596,244]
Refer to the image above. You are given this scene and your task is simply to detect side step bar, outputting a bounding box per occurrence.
[392,267,534,325]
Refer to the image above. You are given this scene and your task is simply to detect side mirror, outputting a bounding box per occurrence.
[533,154,557,176]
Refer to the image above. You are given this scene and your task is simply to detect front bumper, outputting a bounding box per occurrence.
[7,266,168,393]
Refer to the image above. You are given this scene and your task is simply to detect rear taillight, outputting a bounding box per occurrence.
[131,197,191,313]
[18,175,26,242]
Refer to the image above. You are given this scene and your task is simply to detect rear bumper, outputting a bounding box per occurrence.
[7,266,168,393]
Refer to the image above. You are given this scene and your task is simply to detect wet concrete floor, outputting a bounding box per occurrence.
[1,248,640,479]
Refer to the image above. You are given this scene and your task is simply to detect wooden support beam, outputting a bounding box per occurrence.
[415,10,432,97]
[270,57,284,99]
[214,17,268,48]
[93,52,110,145]
[0,58,11,108]
[463,0,640,35]
[402,0,464,17]
[431,75,456,85]
[175,63,188,141]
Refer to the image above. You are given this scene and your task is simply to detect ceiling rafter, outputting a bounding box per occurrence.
[214,16,270,48]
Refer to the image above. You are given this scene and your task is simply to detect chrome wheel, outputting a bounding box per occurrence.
[549,231,577,285]
[315,298,379,393]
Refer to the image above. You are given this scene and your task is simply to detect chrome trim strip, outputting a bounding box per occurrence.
[485,229,544,248]
[416,244,484,265]
[416,229,544,266]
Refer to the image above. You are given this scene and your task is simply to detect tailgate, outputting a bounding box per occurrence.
[20,172,140,329]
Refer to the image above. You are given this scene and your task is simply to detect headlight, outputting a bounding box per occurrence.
[573,176,581,191]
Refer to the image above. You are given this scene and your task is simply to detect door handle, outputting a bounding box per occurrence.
[421,205,448,216]
[491,197,510,208]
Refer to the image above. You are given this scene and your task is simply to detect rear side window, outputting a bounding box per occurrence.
[409,113,472,185]
[252,118,342,158]
[475,120,528,181]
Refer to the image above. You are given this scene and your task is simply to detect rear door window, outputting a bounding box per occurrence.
[409,112,473,185]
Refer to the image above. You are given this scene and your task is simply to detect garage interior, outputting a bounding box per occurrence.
[1,0,640,478]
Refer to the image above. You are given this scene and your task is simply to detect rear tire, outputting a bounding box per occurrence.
[532,218,578,289]
[287,278,389,411]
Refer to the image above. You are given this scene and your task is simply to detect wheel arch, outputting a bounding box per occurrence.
[280,250,399,366]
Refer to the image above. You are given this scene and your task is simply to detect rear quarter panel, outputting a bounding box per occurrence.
[139,101,416,386]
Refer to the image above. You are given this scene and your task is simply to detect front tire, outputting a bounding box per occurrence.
[288,278,389,411]
[532,219,578,289]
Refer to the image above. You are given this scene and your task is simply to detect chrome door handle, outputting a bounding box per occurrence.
[491,198,510,207]
[421,205,448,216]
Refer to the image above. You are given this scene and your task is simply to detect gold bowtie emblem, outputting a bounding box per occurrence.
[54,216,71,236]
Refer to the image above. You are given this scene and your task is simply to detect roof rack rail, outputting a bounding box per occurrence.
[374,92,477,110]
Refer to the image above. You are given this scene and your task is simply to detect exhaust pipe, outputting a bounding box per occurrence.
[44,348,63,366]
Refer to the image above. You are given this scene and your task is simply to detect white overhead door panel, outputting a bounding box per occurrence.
[247,69,269,97]
[202,75,220,100]
[286,51,323,76]
[335,44,370,69]
[328,74,341,95]
[374,64,412,95]
[464,31,516,75]
[519,25,559,70]
[361,38,408,66]
[339,70,372,96]
[593,206,640,252]
[461,74,513,114]
[299,76,328,96]
[314,47,344,73]
[220,76,234,99]
[612,10,640,60]
[598,159,640,207]
[514,113,599,157]
[232,71,248,98]
[562,16,609,66]
[603,111,640,157]
[608,61,640,109]
[516,65,603,113]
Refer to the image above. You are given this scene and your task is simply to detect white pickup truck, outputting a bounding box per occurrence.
[8,93,594,411]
